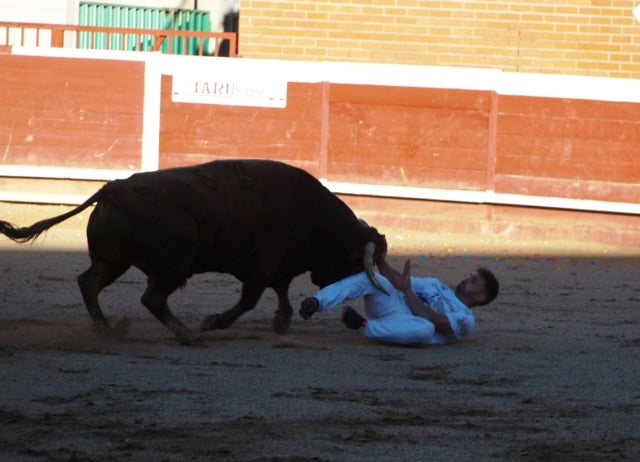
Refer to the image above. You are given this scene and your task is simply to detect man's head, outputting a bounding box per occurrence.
[455,267,499,308]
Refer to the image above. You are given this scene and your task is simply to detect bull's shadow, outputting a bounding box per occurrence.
[2,244,637,348]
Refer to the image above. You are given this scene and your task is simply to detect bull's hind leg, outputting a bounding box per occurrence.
[77,260,130,335]
[141,276,199,346]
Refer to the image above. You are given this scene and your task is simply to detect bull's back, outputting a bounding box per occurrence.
[192,159,358,230]
[93,160,359,271]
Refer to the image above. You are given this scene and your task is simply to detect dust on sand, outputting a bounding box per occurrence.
[1,203,639,461]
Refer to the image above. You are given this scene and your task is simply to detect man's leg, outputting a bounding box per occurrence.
[299,272,392,319]
[360,315,436,345]
[342,306,368,330]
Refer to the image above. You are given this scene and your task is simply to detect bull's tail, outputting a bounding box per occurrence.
[0,189,104,243]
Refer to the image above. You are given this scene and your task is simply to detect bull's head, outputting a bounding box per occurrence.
[309,222,388,293]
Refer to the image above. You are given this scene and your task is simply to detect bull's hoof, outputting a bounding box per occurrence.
[199,314,220,332]
[272,312,291,335]
[95,318,129,339]
[113,317,131,333]
[178,333,204,347]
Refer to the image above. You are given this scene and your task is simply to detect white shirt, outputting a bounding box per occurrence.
[411,277,476,344]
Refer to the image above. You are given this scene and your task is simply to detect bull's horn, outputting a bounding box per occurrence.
[364,242,390,295]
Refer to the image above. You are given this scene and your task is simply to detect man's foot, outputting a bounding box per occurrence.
[342,306,367,330]
[299,297,320,320]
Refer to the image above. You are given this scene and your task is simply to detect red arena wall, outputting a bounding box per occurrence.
[0,50,638,248]
[0,54,144,171]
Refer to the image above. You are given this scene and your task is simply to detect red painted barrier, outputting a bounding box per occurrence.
[0,51,638,217]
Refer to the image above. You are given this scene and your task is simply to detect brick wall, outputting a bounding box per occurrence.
[239,0,640,79]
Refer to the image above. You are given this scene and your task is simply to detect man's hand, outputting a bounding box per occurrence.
[398,259,412,292]
[377,258,412,292]
[379,258,454,336]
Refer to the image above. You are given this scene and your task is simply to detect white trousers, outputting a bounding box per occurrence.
[314,272,436,345]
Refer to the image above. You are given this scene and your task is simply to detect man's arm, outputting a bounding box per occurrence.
[402,287,454,336]
[387,259,454,336]
[377,258,406,290]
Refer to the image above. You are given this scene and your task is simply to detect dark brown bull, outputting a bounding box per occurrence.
[0,159,387,345]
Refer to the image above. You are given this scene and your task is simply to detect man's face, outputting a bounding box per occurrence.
[455,272,487,304]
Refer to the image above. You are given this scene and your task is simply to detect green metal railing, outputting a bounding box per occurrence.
[78,2,215,55]
[0,21,238,57]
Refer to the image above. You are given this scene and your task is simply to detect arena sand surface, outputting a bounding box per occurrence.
[0,203,639,462]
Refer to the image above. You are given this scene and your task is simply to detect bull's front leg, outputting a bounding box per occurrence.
[199,280,266,332]
[200,278,293,335]
[200,241,288,334]
[271,276,293,335]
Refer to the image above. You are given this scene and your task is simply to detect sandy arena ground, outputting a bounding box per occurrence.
[1,202,639,461]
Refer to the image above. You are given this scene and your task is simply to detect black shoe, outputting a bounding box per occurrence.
[342,306,367,330]
[299,297,320,320]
